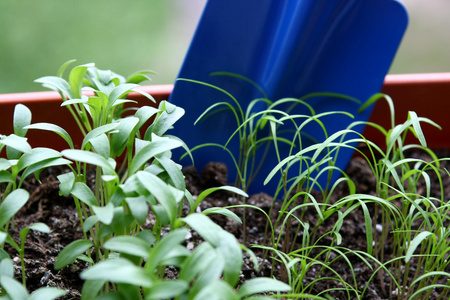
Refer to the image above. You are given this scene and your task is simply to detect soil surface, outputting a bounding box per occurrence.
[3,150,450,299]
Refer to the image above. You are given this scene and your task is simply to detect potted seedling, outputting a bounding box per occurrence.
[0,62,293,299]
[1,60,450,299]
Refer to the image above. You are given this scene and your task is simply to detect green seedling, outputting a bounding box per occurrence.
[79,213,291,300]
[4,61,450,298]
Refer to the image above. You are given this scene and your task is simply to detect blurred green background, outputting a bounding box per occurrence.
[0,0,206,93]
[0,0,449,94]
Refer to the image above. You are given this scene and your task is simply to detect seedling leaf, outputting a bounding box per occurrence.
[71,182,98,207]
[0,189,29,228]
[0,275,28,300]
[80,258,152,287]
[405,231,434,263]
[130,134,183,174]
[25,123,74,149]
[29,287,68,300]
[55,239,93,270]
[92,203,114,225]
[145,280,189,299]
[104,235,151,258]
[13,104,32,137]
[237,277,291,298]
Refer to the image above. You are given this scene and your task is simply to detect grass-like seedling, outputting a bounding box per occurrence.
[179,75,360,245]
[184,75,450,298]
[261,93,450,298]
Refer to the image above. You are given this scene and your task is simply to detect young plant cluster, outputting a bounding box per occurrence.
[186,76,450,299]
[0,62,290,299]
[2,61,450,299]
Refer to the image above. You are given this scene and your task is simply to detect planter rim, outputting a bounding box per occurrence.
[385,72,450,84]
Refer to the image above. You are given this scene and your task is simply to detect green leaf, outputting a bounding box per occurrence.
[0,158,11,171]
[20,223,51,245]
[20,157,72,186]
[88,134,110,158]
[189,253,225,298]
[102,175,117,182]
[159,244,190,267]
[57,172,76,197]
[0,248,11,261]
[54,239,93,270]
[136,172,177,225]
[237,278,291,298]
[62,150,115,174]
[146,101,185,137]
[0,134,31,154]
[216,231,242,287]
[125,196,148,225]
[202,207,242,224]
[69,63,94,99]
[109,207,134,236]
[104,236,151,258]
[57,59,77,77]
[82,215,98,233]
[111,99,137,108]
[82,123,119,150]
[108,83,139,109]
[0,258,14,278]
[360,201,374,255]
[34,76,74,99]
[126,70,154,84]
[192,278,238,300]
[145,280,189,299]
[193,186,247,212]
[134,138,150,155]
[182,213,221,247]
[92,203,114,225]
[408,111,427,147]
[77,254,94,264]
[86,96,102,124]
[25,122,74,149]
[0,231,7,246]
[152,205,171,227]
[134,106,159,129]
[179,243,215,283]
[110,187,125,207]
[0,189,29,228]
[110,117,139,157]
[405,231,435,263]
[0,171,14,184]
[29,287,68,300]
[80,258,153,287]
[146,229,188,271]
[117,283,142,299]
[0,275,28,300]
[13,104,32,137]
[154,155,185,190]
[17,147,62,171]
[60,98,88,107]
[130,134,183,174]
[70,182,98,207]
[80,280,106,300]
[136,230,156,247]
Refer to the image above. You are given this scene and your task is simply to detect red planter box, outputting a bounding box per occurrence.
[0,74,448,150]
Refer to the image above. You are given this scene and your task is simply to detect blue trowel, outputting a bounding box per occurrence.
[169,0,408,194]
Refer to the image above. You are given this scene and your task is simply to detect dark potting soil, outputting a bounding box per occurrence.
[4,150,450,299]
